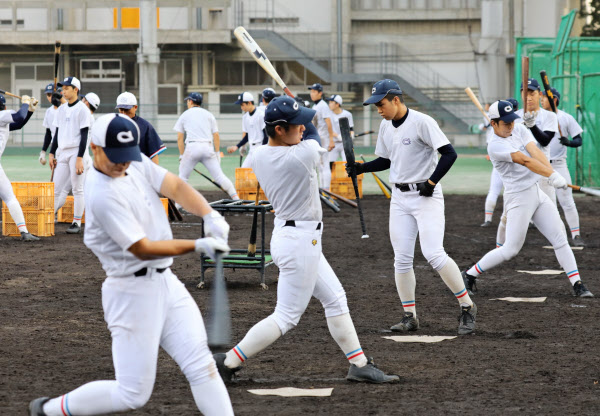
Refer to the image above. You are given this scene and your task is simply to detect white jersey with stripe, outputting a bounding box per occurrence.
[548,109,583,160]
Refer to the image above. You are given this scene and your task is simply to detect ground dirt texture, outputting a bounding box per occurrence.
[1,192,599,415]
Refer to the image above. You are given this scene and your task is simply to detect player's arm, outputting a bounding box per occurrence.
[48,128,59,168]
[561,133,582,147]
[428,144,458,185]
[8,103,30,130]
[325,117,335,150]
[146,126,166,165]
[511,149,553,177]
[228,133,248,153]
[524,141,552,170]
[177,132,185,158]
[75,127,89,174]
[213,131,220,153]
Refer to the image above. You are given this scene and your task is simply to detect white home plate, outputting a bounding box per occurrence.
[543,246,583,250]
[382,335,456,343]
[517,270,563,275]
[490,297,547,302]
[248,387,333,397]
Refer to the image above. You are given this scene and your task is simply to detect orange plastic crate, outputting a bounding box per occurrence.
[2,208,54,237]
[331,161,364,181]
[330,178,363,199]
[1,182,54,211]
[235,168,266,201]
[160,197,169,216]
[57,196,85,224]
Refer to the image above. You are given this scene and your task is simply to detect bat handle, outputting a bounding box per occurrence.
[350,175,369,239]
[283,87,294,98]
[568,184,580,191]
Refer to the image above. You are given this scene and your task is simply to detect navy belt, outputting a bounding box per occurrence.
[284,220,321,230]
[134,267,167,277]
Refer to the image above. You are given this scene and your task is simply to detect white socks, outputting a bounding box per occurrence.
[43,381,118,415]
[395,270,416,316]
[564,208,581,238]
[224,316,281,368]
[191,377,234,416]
[6,200,28,233]
[438,258,473,307]
[326,313,368,368]
[484,198,496,222]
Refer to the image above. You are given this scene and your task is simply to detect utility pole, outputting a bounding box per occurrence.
[138,0,159,124]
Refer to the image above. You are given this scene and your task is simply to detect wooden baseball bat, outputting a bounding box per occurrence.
[167,198,183,221]
[247,183,261,257]
[354,130,375,138]
[359,155,392,198]
[234,27,294,98]
[194,168,229,197]
[464,87,490,123]
[0,89,22,100]
[320,188,357,208]
[521,56,529,114]
[539,70,564,136]
[340,117,369,239]
[568,184,600,198]
[207,252,231,350]
[53,41,61,92]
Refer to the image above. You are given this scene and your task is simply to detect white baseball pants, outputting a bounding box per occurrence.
[53,147,91,223]
[178,142,237,198]
[0,162,29,233]
[329,142,346,162]
[550,159,581,238]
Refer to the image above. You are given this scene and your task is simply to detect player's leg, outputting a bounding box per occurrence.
[532,192,593,297]
[496,207,507,248]
[39,276,165,415]
[482,168,503,226]
[201,145,239,199]
[0,163,37,239]
[554,160,583,245]
[158,270,233,415]
[538,177,556,204]
[178,143,198,182]
[69,153,85,230]
[52,150,71,214]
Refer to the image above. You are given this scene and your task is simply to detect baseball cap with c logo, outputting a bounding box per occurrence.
[91,113,142,163]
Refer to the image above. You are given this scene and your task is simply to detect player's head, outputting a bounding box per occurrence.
[541,87,560,111]
[505,97,519,111]
[44,83,54,103]
[235,91,255,112]
[90,113,141,177]
[364,79,404,120]
[116,92,138,118]
[488,100,519,138]
[0,95,5,111]
[264,96,316,146]
[307,83,323,101]
[83,92,100,113]
[185,92,203,108]
[262,87,276,104]
[520,78,541,111]
[326,94,342,111]
[57,77,81,102]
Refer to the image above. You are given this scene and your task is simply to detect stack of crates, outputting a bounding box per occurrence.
[2,182,54,237]
[57,196,85,224]
[330,161,363,199]
[235,168,267,201]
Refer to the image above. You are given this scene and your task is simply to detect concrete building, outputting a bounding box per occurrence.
[0,0,584,148]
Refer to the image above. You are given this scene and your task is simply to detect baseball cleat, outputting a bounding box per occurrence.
[458,303,477,335]
[573,281,594,298]
[462,270,477,296]
[66,222,81,234]
[346,357,400,384]
[572,235,585,247]
[390,312,419,332]
[21,232,40,241]
[213,353,241,383]
[28,397,49,416]
[480,221,492,227]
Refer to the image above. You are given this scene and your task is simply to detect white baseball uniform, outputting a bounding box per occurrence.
[312,100,333,188]
[40,154,234,416]
[240,106,266,168]
[329,109,353,162]
[375,108,473,318]
[548,109,583,238]
[51,100,91,224]
[220,140,370,372]
[467,126,582,287]
[483,113,503,223]
[174,106,238,198]
[42,105,58,138]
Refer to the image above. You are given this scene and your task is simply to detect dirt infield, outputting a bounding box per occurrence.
[1,192,599,415]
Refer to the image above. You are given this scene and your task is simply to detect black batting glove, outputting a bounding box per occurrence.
[416,180,435,197]
[51,92,62,107]
[345,162,364,177]
[559,136,570,146]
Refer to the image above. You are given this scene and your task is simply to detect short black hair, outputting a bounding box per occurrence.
[265,122,290,138]
[384,93,404,103]
[490,117,501,125]
[263,96,274,104]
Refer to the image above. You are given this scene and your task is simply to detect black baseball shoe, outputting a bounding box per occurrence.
[572,235,585,247]
[573,281,594,298]
[21,232,40,241]
[458,303,477,335]
[390,312,419,332]
[480,221,492,227]
[346,357,400,384]
[214,353,241,383]
[66,222,81,234]
[462,270,477,296]
[28,397,49,416]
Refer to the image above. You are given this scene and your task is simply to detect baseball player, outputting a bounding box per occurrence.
[462,101,593,299]
[48,77,90,234]
[174,92,239,200]
[214,96,399,384]
[481,102,500,226]
[116,92,166,164]
[260,87,276,107]
[346,79,477,335]
[541,88,585,247]
[308,83,335,190]
[226,91,267,168]
[39,83,64,165]
[29,113,234,416]
[326,94,354,166]
[0,94,39,241]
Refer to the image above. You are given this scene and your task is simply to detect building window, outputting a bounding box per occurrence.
[220,93,242,114]
[159,59,184,84]
[80,59,122,79]
[158,85,180,115]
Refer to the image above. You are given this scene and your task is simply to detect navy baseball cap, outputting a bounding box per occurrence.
[57,76,81,91]
[91,113,142,163]
[505,97,519,111]
[488,100,519,122]
[364,79,403,105]
[542,87,560,101]
[0,95,5,106]
[262,87,277,101]
[185,92,203,104]
[44,83,55,94]
[520,78,540,91]
[265,96,316,125]
[307,83,323,92]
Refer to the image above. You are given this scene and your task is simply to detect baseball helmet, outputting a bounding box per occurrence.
[185,92,203,105]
